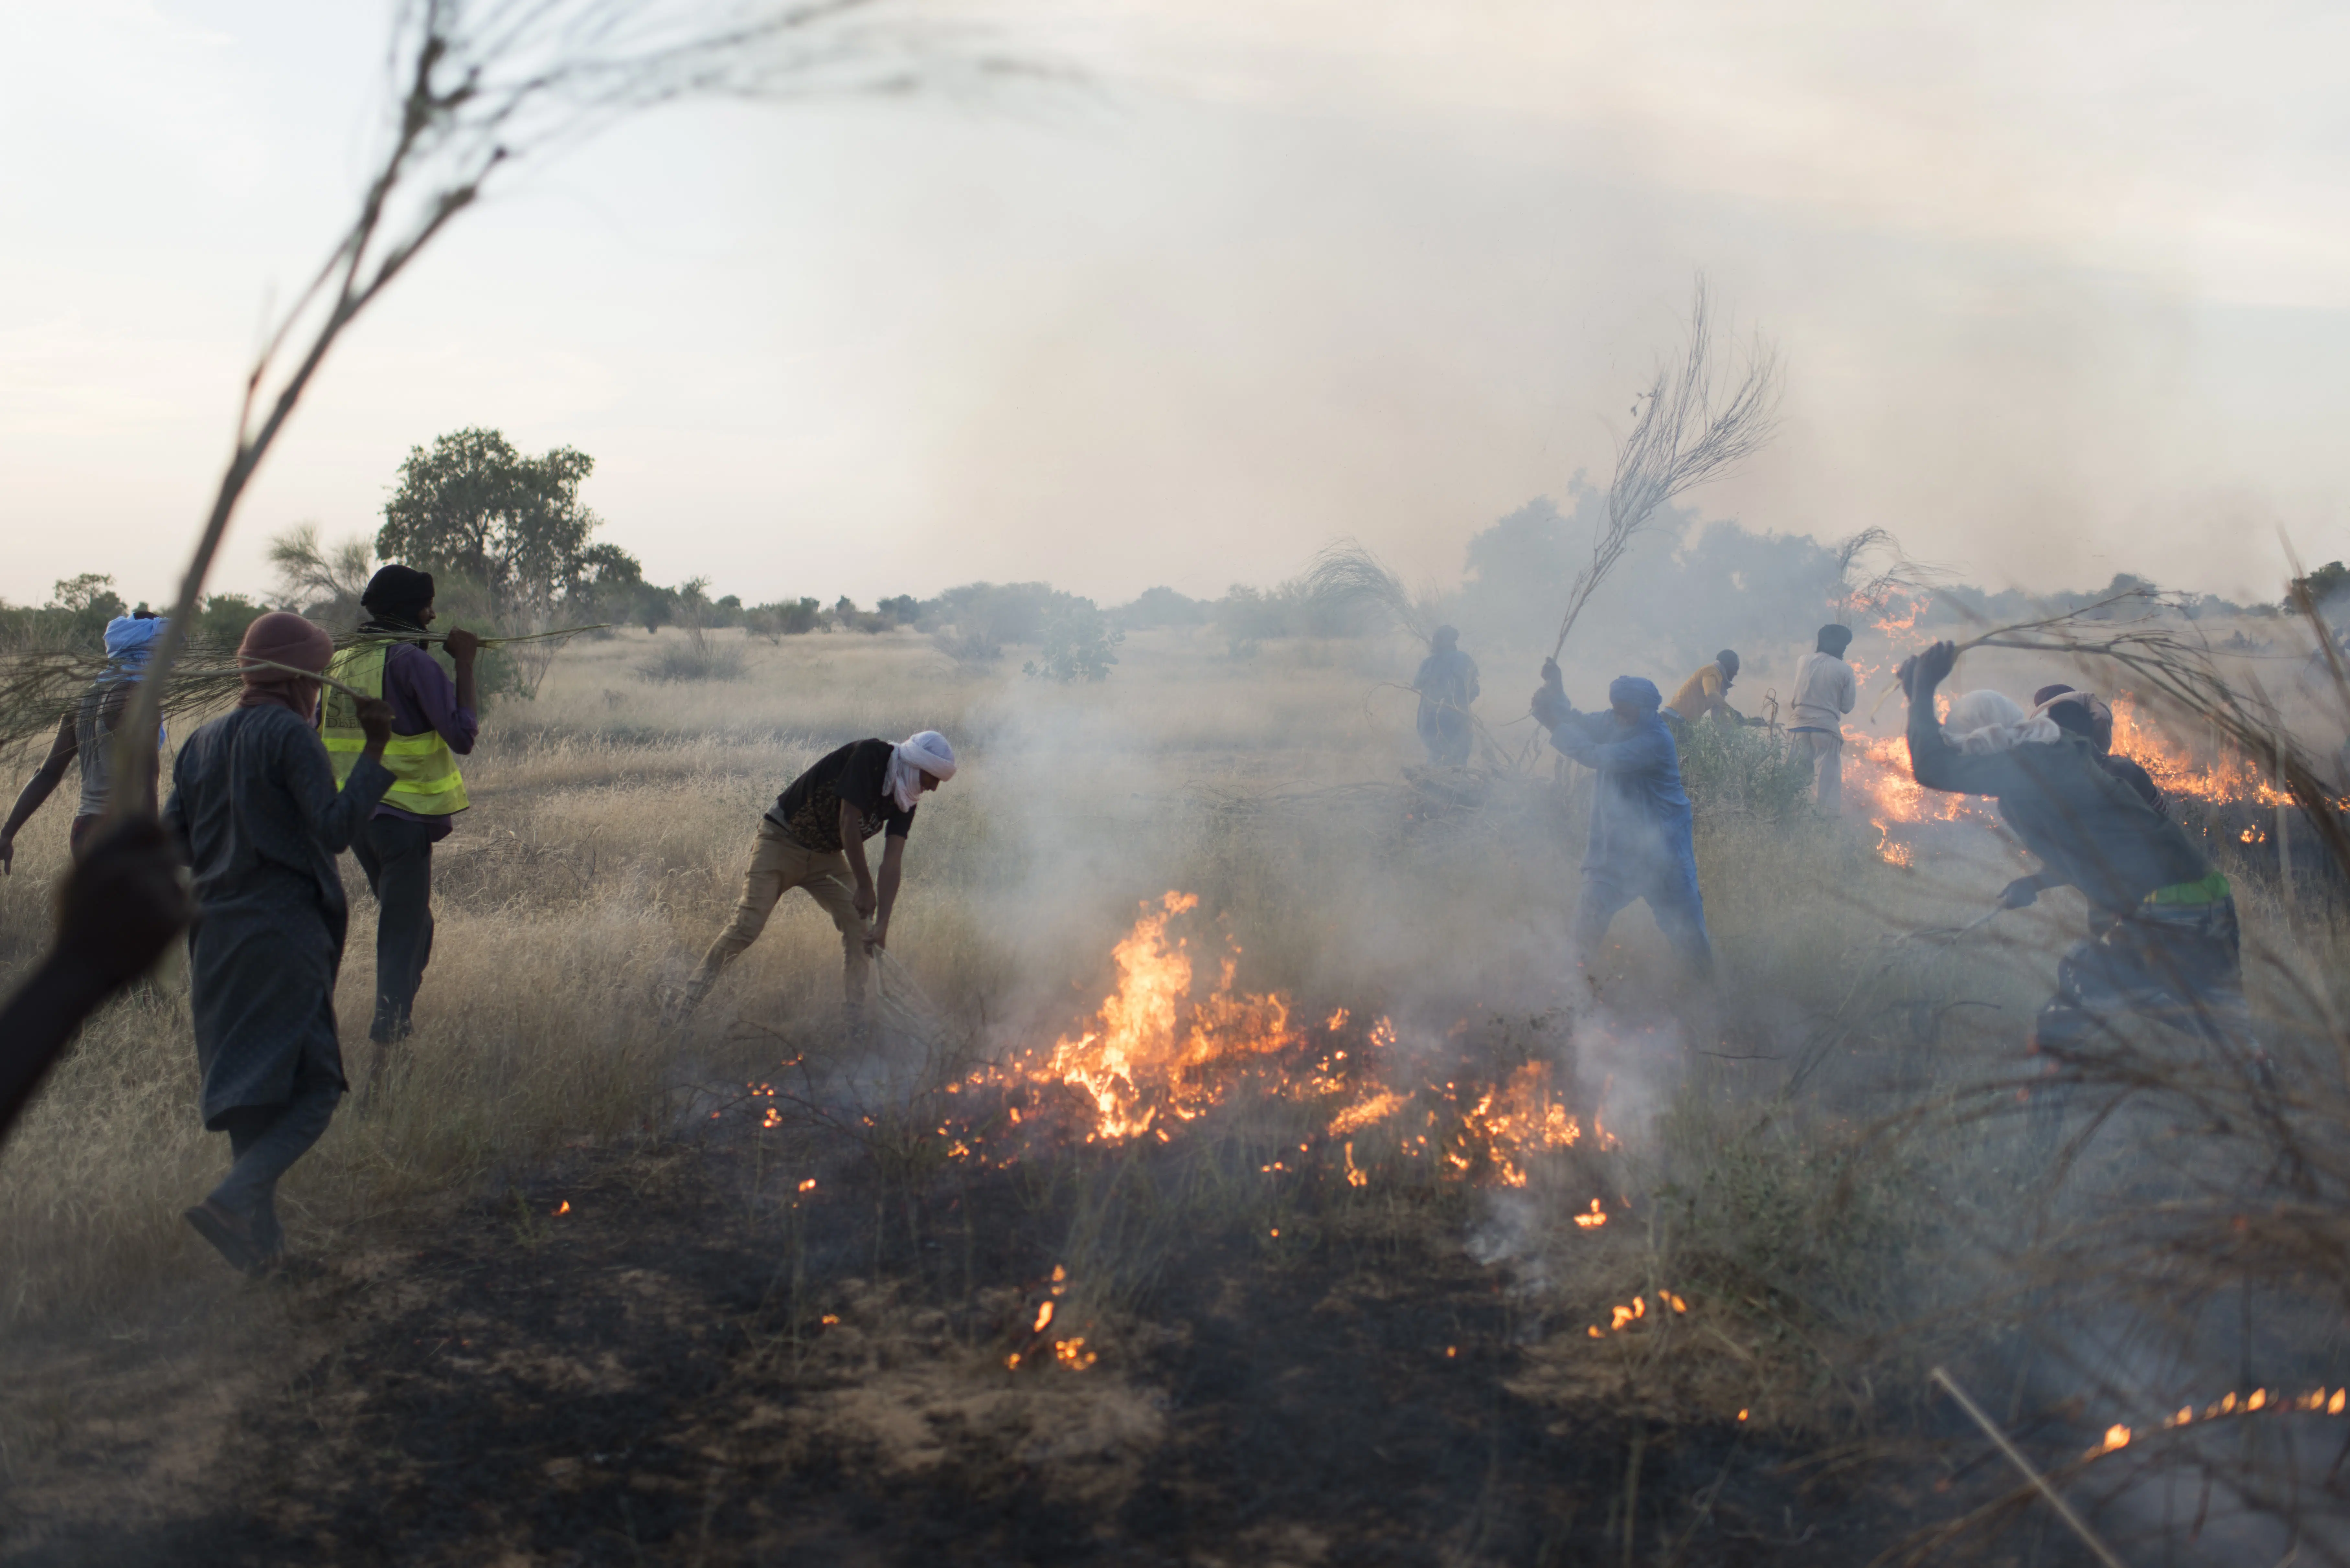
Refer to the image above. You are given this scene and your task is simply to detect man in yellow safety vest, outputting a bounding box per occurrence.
[319,565,479,1051]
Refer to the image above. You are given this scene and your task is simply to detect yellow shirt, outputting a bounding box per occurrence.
[1666,663,1727,722]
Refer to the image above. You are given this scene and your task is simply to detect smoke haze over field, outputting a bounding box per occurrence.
[3,1,2347,610]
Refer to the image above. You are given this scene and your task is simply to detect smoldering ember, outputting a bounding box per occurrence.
[5,6,2350,1567]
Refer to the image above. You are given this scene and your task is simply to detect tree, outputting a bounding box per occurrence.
[2287,561,2350,615]
[377,428,611,620]
[112,0,1019,814]
[268,523,377,624]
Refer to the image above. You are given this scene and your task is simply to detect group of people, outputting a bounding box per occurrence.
[1506,623,2248,1069]
[0,565,958,1277]
[0,594,2263,1272]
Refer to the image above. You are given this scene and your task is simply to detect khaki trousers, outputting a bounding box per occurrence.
[689,819,869,1010]
[1796,731,1844,812]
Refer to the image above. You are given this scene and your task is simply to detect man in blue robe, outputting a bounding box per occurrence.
[1533,662,1713,975]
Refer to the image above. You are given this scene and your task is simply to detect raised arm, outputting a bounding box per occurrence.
[0,716,79,875]
[1904,643,2031,797]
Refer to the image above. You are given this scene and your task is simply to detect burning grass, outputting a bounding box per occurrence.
[4,621,2349,1559]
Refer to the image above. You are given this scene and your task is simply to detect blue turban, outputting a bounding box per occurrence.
[103,614,167,669]
[1608,675,1662,712]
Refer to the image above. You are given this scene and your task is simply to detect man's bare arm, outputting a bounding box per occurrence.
[1,716,79,875]
[871,835,905,950]
[840,800,877,921]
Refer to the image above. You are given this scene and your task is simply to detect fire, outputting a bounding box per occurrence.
[1573,1199,1607,1228]
[935,894,1618,1194]
[1031,893,1299,1142]
[552,1200,569,1216]
[2086,1424,2131,1458]
[1456,1063,1582,1186]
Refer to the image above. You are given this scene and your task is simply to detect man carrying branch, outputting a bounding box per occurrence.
[678,732,957,1031]
[1902,640,2252,1058]
[321,565,479,1052]
[1534,662,1714,977]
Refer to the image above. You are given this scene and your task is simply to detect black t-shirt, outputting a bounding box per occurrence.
[767,739,914,852]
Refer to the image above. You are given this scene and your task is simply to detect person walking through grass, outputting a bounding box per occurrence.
[1412,626,1480,767]
[677,731,957,1028]
[1532,663,1713,977]
[0,610,169,872]
[1787,623,1857,812]
[169,612,394,1276]
[320,565,479,1049]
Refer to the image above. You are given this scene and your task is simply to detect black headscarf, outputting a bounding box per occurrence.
[360,565,435,632]
[1816,624,1853,657]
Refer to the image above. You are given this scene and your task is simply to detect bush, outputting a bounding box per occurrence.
[1677,719,1818,823]
[638,633,747,684]
[746,598,824,640]
[1023,602,1124,683]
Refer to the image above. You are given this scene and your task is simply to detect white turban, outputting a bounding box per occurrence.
[1941,689,2061,754]
[886,730,956,812]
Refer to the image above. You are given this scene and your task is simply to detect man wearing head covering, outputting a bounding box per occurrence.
[319,565,481,1049]
[0,611,169,872]
[1787,625,1858,812]
[1664,650,1756,730]
[164,612,396,1275]
[1940,689,2062,755]
[1903,640,2251,1061]
[2033,683,2166,818]
[1412,626,1481,766]
[678,731,958,1027]
[1532,662,1713,975]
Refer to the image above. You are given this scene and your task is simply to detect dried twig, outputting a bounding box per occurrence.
[1550,276,1783,660]
[1928,1367,2130,1568]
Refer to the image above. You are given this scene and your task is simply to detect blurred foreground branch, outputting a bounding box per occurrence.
[109,0,1034,818]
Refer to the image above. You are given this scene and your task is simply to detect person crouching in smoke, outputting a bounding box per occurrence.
[169,613,396,1275]
[1901,640,2254,1063]
[676,731,956,1031]
[1532,661,1714,978]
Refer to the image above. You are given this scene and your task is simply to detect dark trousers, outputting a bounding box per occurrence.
[1572,862,1714,977]
[208,1070,340,1255]
[354,815,437,1043]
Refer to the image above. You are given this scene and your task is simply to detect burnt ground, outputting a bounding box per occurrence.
[0,1136,2073,1568]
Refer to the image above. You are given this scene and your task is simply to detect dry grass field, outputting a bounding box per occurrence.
[2,622,2345,1564]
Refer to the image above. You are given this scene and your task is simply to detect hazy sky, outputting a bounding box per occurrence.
[4,0,2347,611]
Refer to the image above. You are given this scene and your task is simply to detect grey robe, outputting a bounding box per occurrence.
[163,705,392,1126]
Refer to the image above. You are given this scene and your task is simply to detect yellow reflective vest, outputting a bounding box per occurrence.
[319,643,469,815]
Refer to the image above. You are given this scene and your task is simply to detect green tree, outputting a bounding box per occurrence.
[377,428,635,620]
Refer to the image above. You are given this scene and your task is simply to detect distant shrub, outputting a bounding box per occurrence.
[1024,603,1124,683]
[933,626,1001,666]
[638,634,747,684]
[1114,586,1212,630]
[745,598,823,640]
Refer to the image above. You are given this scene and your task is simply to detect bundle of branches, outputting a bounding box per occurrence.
[1301,539,1434,645]
[1952,588,2350,877]
[0,625,604,754]
[1550,275,1783,659]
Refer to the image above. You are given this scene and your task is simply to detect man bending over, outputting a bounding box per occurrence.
[680,731,957,1027]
